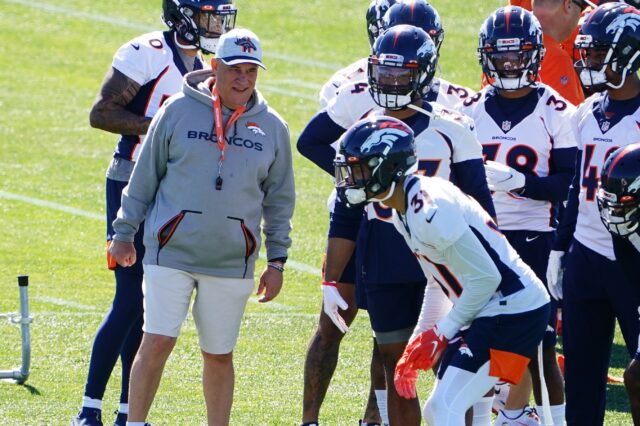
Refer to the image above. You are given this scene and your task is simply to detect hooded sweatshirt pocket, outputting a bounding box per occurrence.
[227,216,257,265]
[157,210,203,249]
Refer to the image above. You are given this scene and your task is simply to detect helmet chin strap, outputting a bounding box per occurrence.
[174,32,197,50]
[371,181,397,203]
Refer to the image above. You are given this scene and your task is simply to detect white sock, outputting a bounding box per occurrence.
[126,423,145,426]
[375,389,388,425]
[119,403,129,414]
[82,396,102,410]
[471,396,493,426]
[536,403,565,426]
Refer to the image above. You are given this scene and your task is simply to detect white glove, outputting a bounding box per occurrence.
[322,281,349,333]
[485,160,526,192]
[546,250,565,301]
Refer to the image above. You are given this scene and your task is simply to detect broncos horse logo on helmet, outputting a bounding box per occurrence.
[335,116,417,206]
[574,2,640,89]
[361,127,409,153]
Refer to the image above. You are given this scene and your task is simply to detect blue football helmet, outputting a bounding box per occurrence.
[366,0,398,47]
[574,2,640,89]
[162,0,237,54]
[383,0,445,53]
[335,116,417,206]
[478,6,545,90]
[598,143,640,237]
[368,24,438,110]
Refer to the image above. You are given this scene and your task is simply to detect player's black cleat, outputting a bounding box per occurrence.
[70,407,103,426]
[113,410,127,426]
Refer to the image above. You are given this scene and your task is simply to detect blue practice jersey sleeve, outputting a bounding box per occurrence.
[553,149,582,251]
[521,147,577,202]
[451,158,497,219]
[328,196,365,241]
[296,111,346,176]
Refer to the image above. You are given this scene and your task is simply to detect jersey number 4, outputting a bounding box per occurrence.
[581,144,619,201]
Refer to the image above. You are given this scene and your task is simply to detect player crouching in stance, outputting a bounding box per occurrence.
[332,116,551,426]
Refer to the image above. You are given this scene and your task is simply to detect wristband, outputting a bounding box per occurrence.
[267,262,285,273]
[322,280,338,287]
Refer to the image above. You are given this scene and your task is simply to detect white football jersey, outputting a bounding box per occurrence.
[391,175,549,338]
[572,93,640,260]
[326,76,475,131]
[112,31,205,161]
[319,58,368,109]
[458,84,577,231]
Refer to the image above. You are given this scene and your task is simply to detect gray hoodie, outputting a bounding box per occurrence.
[113,69,295,278]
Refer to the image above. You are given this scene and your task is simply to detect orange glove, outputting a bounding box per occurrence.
[403,326,448,371]
[394,350,420,399]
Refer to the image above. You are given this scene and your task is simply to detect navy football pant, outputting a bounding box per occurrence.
[84,178,145,403]
[563,239,640,426]
[504,230,558,348]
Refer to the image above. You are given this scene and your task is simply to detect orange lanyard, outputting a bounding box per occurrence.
[210,83,245,190]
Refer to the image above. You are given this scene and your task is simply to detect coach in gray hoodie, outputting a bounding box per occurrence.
[109,28,294,425]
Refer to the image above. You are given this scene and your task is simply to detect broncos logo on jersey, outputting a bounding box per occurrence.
[235,37,257,53]
[361,128,409,154]
[606,9,640,34]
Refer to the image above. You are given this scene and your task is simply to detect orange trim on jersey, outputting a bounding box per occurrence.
[143,65,170,116]
[489,348,531,385]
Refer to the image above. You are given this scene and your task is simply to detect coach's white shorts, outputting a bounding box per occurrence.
[142,265,254,354]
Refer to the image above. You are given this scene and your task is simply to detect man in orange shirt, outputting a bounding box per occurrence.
[507,0,585,105]
[532,0,585,105]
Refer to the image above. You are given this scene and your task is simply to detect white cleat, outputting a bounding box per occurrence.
[495,406,541,426]
[492,381,510,413]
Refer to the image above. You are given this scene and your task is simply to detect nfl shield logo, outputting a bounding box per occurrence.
[501,120,511,132]
[601,121,610,132]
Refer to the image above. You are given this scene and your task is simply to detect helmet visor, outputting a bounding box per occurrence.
[193,9,236,38]
[486,50,533,78]
[334,156,371,189]
[597,189,640,237]
[370,64,415,94]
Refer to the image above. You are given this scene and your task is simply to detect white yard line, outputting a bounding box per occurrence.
[33,296,98,311]
[0,190,103,220]
[0,190,322,277]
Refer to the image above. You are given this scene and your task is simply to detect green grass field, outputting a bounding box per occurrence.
[0,0,633,424]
